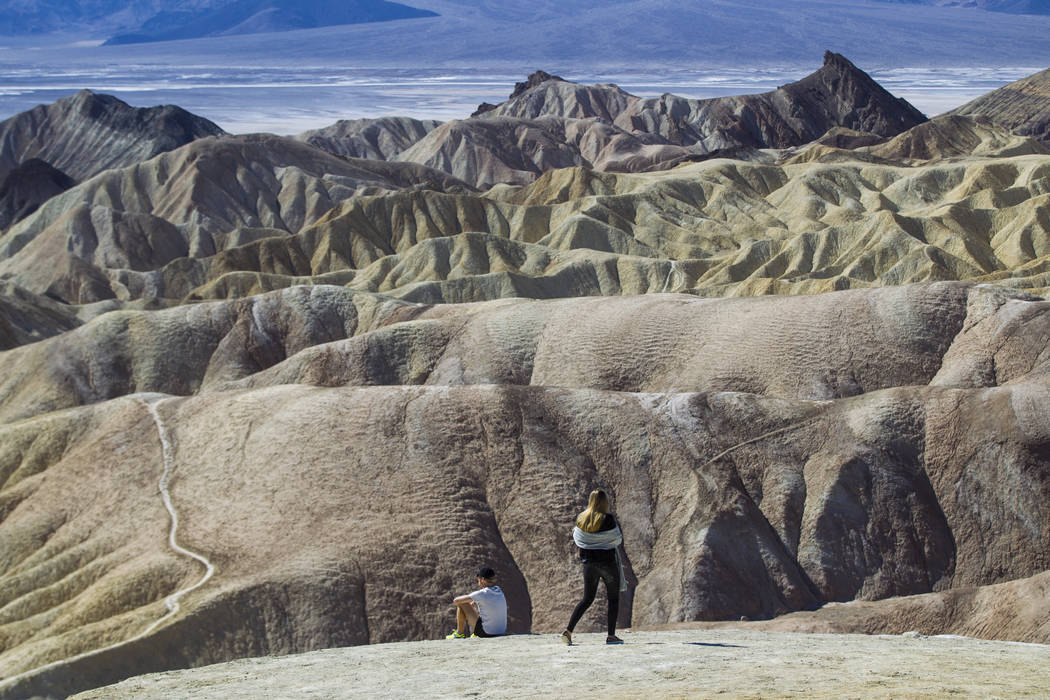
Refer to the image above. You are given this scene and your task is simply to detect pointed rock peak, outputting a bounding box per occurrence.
[67,89,129,116]
[509,70,568,100]
[472,70,578,117]
[813,51,881,87]
[783,52,928,134]
[822,50,858,72]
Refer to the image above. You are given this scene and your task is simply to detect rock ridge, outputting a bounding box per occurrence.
[0,90,225,182]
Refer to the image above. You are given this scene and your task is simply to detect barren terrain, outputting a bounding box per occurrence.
[5,58,1050,700]
[71,628,1050,699]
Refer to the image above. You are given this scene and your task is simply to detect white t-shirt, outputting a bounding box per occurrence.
[469,585,507,635]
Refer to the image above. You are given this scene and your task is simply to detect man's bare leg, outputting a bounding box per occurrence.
[454,599,480,635]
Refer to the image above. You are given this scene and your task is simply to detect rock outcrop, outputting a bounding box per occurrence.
[0,281,81,350]
[950,66,1050,145]
[784,114,1049,164]
[0,91,225,182]
[476,71,637,122]
[295,116,442,160]
[395,55,927,187]
[57,625,1050,700]
[718,568,1050,643]
[612,52,927,150]
[0,158,75,231]
[392,114,691,187]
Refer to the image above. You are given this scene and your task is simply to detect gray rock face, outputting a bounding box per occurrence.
[950,66,1050,145]
[0,90,225,182]
[476,74,638,122]
[0,158,75,231]
[0,281,81,350]
[393,115,686,187]
[612,52,927,150]
[394,54,927,187]
[296,116,442,160]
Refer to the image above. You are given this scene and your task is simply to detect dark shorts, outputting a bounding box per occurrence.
[472,619,500,638]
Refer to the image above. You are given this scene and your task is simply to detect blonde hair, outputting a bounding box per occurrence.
[575,489,611,533]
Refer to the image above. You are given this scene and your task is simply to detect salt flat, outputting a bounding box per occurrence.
[0,63,1035,134]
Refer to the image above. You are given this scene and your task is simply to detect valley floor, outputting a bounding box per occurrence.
[72,629,1050,699]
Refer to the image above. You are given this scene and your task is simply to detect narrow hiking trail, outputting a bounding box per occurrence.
[142,397,216,630]
[0,396,216,694]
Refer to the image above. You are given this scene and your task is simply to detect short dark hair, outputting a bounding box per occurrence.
[476,566,495,579]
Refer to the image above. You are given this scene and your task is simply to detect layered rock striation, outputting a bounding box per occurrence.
[6,118,1050,313]
[0,133,470,305]
[950,65,1050,145]
[391,54,928,187]
[0,90,225,182]
[296,116,442,160]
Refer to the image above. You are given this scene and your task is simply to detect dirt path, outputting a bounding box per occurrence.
[71,629,1050,699]
[142,397,216,631]
[0,396,215,697]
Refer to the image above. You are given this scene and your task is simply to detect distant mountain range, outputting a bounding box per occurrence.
[2,0,1050,71]
[872,0,1050,12]
[104,0,437,44]
[0,0,438,40]
[1,0,1049,45]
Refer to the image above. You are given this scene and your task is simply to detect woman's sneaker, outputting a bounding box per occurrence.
[606,635,624,644]
[560,630,572,645]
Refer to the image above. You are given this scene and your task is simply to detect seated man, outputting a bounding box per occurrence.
[446,566,507,638]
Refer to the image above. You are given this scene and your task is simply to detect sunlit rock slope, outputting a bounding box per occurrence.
[2,282,1050,699]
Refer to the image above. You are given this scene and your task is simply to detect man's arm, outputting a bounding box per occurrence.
[453,593,476,605]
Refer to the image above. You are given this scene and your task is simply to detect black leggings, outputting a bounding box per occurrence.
[566,560,620,636]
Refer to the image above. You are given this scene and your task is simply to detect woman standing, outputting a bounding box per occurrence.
[560,489,625,645]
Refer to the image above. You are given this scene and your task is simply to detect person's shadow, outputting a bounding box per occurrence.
[636,641,745,648]
[683,641,744,648]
